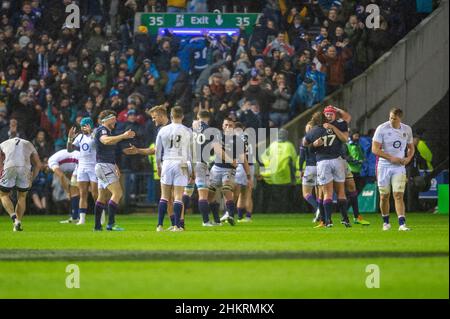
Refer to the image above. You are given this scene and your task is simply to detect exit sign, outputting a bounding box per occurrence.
[135,13,261,35]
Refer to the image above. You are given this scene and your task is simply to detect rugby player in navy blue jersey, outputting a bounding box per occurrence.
[190,111,222,227]
[304,106,352,228]
[300,115,320,224]
[208,118,253,226]
[234,122,256,223]
[93,110,135,231]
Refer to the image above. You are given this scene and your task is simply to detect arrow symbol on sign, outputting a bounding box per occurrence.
[216,14,223,26]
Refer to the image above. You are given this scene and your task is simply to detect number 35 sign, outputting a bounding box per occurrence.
[136,13,261,35]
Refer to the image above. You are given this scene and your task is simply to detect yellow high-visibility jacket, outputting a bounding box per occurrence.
[260,141,297,185]
[147,143,159,180]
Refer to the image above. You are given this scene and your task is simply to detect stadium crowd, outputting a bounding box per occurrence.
[0,0,437,214]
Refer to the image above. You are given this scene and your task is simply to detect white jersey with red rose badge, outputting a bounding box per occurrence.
[373,121,413,168]
[48,149,79,173]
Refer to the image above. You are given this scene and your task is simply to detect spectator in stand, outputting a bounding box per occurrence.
[263,32,295,58]
[154,38,175,73]
[116,108,145,201]
[367,17,395,64]
[32,128,54,161]
[10,89,40,139]
[287,14,305,45]
[215,79,241,124]
[279,57,297,92]
[249,16,279,52]
[243,69,275,128]
[167,0,187,13]
[193,85,219,115]
[117,101,145,125]
[209,72,225,101]
[316,38,352,94]
[84,21,107,54]
[0,118,25,143]
[0,105,7,131]
[163,57,191,108]
[269,75,291,127]
[290,77,316,115]
[238,99,263,132]
[345,15,369,78]
[46,96,76,151]
[119,0,139,51]
[30,158,52,214]
[87,61,108,90]
[360,128,377,184]
[144,0,166,13]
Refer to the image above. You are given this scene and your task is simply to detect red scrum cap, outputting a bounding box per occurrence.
[323,105,337,114]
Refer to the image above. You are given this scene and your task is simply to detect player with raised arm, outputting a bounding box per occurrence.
[304,105,352,228]
[372,108,414,231]
[67,117,98,225]
[48,148,80,224]
[0,137,42,231]
[94,110,136,231]
[155,106,194,232]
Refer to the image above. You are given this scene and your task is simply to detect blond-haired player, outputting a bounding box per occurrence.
[372,108,414,231]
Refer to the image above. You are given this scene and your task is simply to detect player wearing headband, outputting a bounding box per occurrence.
[304,105,352,228]
[93,110,135,231]
[67,117,98,225]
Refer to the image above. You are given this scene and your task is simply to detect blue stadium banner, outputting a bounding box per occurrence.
[419,170,449,199]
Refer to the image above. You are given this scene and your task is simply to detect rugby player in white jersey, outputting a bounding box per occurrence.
[372,108,414,231]
[0,137,42,231]
[123,105,179,228]
[48,148,80,223]
[67,117,98,225]
[155,106,194,232]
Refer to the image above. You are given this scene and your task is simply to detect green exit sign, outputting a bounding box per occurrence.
[135,13,261,35]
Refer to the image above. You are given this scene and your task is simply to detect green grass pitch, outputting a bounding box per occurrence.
[0,213,448,299]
